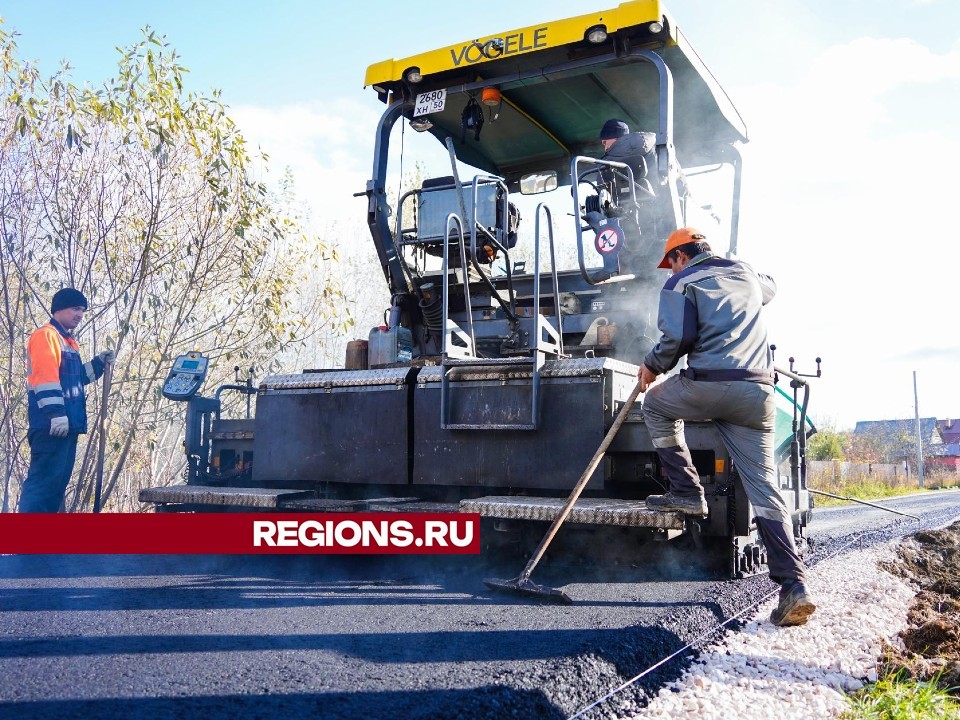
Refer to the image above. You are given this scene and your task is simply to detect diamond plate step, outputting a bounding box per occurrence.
[139,485,313,509]
[459,495,686,529]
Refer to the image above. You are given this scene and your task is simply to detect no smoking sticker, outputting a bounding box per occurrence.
[595,227,621,254]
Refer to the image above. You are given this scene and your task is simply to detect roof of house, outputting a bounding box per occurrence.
[937,418,960,434]
[853,417,941,443]
[929,442,960,457]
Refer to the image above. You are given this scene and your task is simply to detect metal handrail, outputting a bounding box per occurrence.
[775,364,811,512]
[570,155,639,286]
[534,203,564,357]
[441,212,476,358]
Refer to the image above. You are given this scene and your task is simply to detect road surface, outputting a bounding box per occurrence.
[1,490,957,719]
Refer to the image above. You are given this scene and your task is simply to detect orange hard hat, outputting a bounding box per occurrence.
[658,227,706,268]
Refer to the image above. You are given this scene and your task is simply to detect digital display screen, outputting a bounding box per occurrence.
[180,360,200,370]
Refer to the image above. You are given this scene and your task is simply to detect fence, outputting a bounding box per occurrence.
[808,460,906,483]
[806,459,960,494]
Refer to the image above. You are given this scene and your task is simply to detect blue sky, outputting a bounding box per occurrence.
[4,1,960,429]
[7,1,957,102]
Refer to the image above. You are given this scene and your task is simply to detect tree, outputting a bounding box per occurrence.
[808,429,846,461]
[0,25,349,511]
[845,420,917,465]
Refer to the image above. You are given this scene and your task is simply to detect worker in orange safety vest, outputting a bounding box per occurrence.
[19,288,114,512]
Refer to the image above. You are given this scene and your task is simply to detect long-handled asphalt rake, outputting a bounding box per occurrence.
[484,381,644,603]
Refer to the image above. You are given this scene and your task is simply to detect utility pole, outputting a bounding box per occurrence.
[914,370,924,489]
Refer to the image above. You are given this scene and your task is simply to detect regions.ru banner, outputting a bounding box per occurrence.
[0,513,481,554]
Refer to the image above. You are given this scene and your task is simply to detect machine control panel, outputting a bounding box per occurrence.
[162,351,209,401]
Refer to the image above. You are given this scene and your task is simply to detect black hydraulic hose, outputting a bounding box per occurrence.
[419,285,444,337]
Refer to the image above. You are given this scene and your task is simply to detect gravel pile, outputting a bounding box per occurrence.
[626,544,916,719]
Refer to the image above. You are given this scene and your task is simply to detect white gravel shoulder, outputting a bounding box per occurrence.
[628,543,915,719]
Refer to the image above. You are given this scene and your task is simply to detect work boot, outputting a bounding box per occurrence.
[770,580,816,627]
[645,492,708,516]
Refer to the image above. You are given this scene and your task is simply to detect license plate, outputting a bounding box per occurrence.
[414,89,446,117]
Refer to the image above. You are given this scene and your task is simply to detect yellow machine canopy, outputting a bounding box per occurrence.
[365,1,747,182]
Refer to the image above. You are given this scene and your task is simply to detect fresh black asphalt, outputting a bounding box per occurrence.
[1,491,958,720]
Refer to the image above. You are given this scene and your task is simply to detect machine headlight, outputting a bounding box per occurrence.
[410,116,433,132]
[586,25,608,44]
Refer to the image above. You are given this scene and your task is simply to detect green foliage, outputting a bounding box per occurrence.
[842,672,960,719]
[809,429,846,460]
[0,23,349,510]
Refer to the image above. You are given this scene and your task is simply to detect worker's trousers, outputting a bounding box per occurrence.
[18,430,79,513]
[642,374,805,583]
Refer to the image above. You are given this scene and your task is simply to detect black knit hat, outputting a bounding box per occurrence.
[50,288,88,314]
[599,119,630,140]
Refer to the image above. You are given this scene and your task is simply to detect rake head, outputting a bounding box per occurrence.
[483,575,573,604]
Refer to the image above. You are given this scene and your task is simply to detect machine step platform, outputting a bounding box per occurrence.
[140,486,464,513]
[459,496,685,530]
[139,484,314,509]
[139,487,682,530]
[279,497,460,513]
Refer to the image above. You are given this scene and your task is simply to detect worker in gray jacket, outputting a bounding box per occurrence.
[640,228,816,627]
[598,118,657,189]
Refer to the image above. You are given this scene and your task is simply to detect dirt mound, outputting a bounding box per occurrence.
[882,521,960,693]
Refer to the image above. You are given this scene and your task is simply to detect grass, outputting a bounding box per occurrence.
[823,476,960,718]
[808,470,960,507]
[842,673,960,719]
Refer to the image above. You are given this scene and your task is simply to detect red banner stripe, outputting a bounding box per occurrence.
[0,513,481,554]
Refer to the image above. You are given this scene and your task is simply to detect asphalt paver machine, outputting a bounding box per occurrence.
[142,1,815,577]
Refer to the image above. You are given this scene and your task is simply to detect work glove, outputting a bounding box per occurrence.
[97,349,115,365]
[50,416,69,438]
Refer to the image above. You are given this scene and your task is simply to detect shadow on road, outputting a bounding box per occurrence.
[0,623,698,666]
[0,685,569,720]
[0,532,728,612]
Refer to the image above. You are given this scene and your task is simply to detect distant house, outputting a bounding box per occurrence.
[853,417,960,472]
[853,418,941,443]
[938,419,960,445]
[928,442,960,472]
[852,417,940,460]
